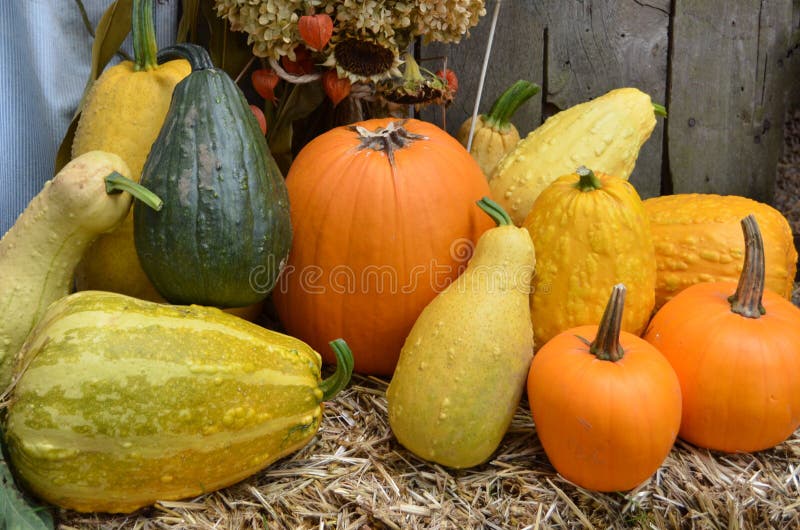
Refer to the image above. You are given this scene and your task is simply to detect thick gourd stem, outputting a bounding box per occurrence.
[728,215,766,318]
[319,339,354,401]
[589,284,626,362]
[477,197,513,226]
[132,0,158,71]
[157,43,214,71]
[575,166,603,192]
[484,80,540,131]
[105,172,163,211]
[352,120,427,168]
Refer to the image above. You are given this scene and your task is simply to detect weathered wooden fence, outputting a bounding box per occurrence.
[421,0,800,203]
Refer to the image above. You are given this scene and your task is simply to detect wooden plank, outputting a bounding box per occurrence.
[421,0,669,199]
[667,0,794,202]
[540,0,670,199]
[419,0,545,137]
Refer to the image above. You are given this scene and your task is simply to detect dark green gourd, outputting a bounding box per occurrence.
[134,44,291,307]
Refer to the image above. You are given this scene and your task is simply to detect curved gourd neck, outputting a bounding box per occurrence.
[484,80,540,131]
[319,339,354,401]
[157,43,215,71]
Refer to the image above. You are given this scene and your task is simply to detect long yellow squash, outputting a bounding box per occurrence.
[71,0,190,301]
[489,87,662,226]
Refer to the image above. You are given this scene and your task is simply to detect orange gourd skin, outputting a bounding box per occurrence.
[272,118,495,375]
[644,194,797,309]
[644,282,800,453]
[527,324,682,492]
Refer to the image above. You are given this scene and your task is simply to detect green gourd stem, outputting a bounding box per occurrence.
[575,165,603,192]
[319,339,354,401]
[157,43,214,71]
[728,215,766,318]
[105,171,163,211]
[476,196,513,226]
[653,102,668,118]
[132,0,158,71]
[485,80,540,130]
[589,284,626,362]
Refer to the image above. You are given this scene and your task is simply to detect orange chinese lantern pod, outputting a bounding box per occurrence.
[272,118,495,375]
[644,215,800,453]
[322,69,351,106]
[298,13,333,51]
[251,68,279,103]
[436,68,458,97]
[281,45,315,75]
[249,104,267,135]
[528,284,682,492]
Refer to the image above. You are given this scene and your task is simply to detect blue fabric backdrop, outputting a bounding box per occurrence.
[0,0,180,234]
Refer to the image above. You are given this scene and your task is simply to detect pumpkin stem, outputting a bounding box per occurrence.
[728,215,767,318]
[484,80,540,131]
[319,339,355,401]
[476,197,513,226]
[105,172,163,211]
[132,0,158,71]
[575,166,603,192]
[352,120,427,168]
[589,284,626,362]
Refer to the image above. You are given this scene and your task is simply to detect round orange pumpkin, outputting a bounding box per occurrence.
[527,284,682,492]
[272,118,494,375]
[644,215,800,453]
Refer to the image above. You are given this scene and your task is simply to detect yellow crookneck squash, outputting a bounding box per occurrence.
[71,0,190,302]
[523,166,657,349]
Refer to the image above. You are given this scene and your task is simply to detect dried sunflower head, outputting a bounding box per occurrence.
[379,53,454,107]
[323,32,403,83]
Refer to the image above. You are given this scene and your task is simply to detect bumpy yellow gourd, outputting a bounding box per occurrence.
[490,87,661,226]
[456,80,540,177]
[644,193,797,309]
[523,167,656,349]
[71,0,190,301]
[387,198,535,469]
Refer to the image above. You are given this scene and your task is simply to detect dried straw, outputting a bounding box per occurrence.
[56,373,800,530]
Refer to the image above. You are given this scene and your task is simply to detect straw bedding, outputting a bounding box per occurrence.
[56,111,800,529]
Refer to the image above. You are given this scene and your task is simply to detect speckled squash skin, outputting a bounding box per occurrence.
[387,201,535,469]
[489,87,657,226]
[4,291,331,514]
[644,193,797,309]
[522,169,656,349]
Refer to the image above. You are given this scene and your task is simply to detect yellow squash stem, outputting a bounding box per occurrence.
[484,80,540,131]
[476,196,514,226]
[589,284,627,362]
[575,165,603,192]
[319,339,355,401]
[132,0,158,71]
[104,171,162,211]
[728,215,767,318]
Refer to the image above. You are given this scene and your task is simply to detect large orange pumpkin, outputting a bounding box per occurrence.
[272,118,494,375]
[644,215,800,453]
[527,284,682,492]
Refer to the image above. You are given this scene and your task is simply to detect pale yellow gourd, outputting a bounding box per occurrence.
[386,198,535,468]
[489,87,663,225]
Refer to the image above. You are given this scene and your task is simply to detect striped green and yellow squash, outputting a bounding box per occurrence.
[3,290,353,514]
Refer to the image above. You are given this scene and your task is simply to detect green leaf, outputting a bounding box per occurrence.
[56,0,134,172]
[0,435,54,530]
[268,82,326,174]
[177,0,200,43]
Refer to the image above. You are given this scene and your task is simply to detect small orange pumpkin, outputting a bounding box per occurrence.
[272,118,494,375]
[527,284,682,492]
[644,215,800,453]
